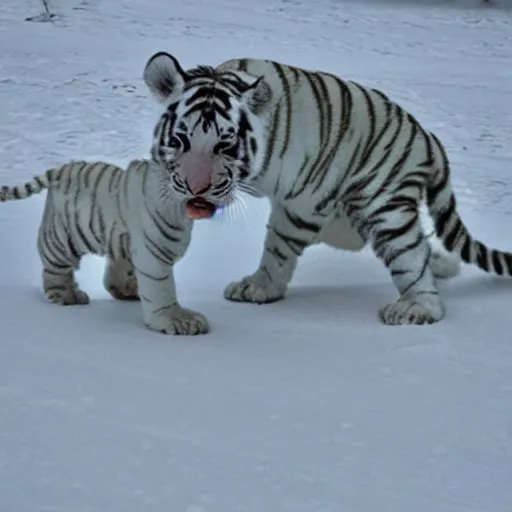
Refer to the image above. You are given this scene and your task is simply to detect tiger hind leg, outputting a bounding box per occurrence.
[318,207,461,279]
[429,243,461,280]
[42,268,90,306]
[420,200,461,280]
[365,198,445,325]
[103,257,140,301]
[37,199,90,306]
[38,239,89,305]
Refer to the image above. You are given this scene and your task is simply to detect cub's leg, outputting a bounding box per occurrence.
[103,256,140,301]
[130,235,208,335]
[364,198,445,325]
[224,201,322,303]
[37,218,89,306]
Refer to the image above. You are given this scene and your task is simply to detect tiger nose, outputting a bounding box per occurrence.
[186,178,212,196]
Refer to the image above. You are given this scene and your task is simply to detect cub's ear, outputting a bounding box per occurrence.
[143,52,187,102]
[242,76,272,115]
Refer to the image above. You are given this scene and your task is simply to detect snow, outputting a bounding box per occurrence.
[1,0,511,510]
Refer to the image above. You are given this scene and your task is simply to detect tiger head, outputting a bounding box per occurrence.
[143,52,272,209]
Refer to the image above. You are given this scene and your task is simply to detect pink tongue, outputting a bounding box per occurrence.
[185,198,216,220]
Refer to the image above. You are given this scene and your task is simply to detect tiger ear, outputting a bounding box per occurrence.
[242,76,273,115]
[143,52,187,102]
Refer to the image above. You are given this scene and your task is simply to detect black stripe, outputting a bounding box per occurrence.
[444,217,463,250]
[303,71,326,145]
[435,194,456,241]
[476,244,490,272]
[258,107,281,182]
[384,234,424,268]
[461,238,471,262]
[307,78,353,194]
[146,207,183,244]
[143,231,178,264]
[503,253,512,275]
[352,82,377,167]
[492,250,504,276]
[283,208,321,233]
[426,132,449,205]
[271,228,310,256]
[134,266,169,282]
[272,62,293,158]
[267,246,288,265]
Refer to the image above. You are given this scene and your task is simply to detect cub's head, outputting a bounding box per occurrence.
[143,52,272,214]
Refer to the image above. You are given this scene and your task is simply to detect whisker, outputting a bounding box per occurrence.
[213,189,261,226]
[234,194,250,222]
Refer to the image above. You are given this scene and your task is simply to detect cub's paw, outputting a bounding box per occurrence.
[46,288,90,306]
[379,294,445,325]
[103,259,140,301]
[224,271,286,304]
[145,305,209,335]
[106,275,139,301]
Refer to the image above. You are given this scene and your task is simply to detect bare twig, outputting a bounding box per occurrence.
[25,0,56,22]
[41,0,53,17]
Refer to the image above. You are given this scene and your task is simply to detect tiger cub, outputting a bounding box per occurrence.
[0,159,215,335]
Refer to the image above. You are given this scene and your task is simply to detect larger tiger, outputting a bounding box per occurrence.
[140,51,510,325]
[0,159,209,335]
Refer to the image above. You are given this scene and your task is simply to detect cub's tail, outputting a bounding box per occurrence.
[0,169,54,203]
[427,133,512,276]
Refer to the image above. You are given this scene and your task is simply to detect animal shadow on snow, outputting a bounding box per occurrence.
[282,282,391,323]
[280,271,511,323]
[28,285,146,332]
[439,272,511,302]
[27,270,510,330]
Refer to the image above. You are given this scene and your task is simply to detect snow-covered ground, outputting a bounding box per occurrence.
[1,0,511,510]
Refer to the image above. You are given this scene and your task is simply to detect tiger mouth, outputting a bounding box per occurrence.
[185,197,217,220]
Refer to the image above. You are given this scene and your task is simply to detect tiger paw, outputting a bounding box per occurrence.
[46,288,90,306]
[103,258,140,301]
[106,276,139,301]
[379,295,445,325]
[145,305,210,335]
[224,271,286,304]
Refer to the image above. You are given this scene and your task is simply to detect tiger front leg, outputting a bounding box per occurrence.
[224,202,322,304]
[130,237,209,335]
[367,200,445,325]
[103,256,140,301]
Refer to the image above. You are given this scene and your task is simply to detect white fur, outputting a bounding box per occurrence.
[1,159,208,336]
[316,213,366,251]
[215,59,461,324]
[143,54,465,326]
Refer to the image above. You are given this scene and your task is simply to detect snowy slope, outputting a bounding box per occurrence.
[0,0,511,510]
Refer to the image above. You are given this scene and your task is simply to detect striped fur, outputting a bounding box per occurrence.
[142,52,508,325]
[0,159,209,335]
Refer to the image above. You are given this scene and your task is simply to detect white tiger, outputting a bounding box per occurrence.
[0,159,209,335]
[137,51,511,326]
